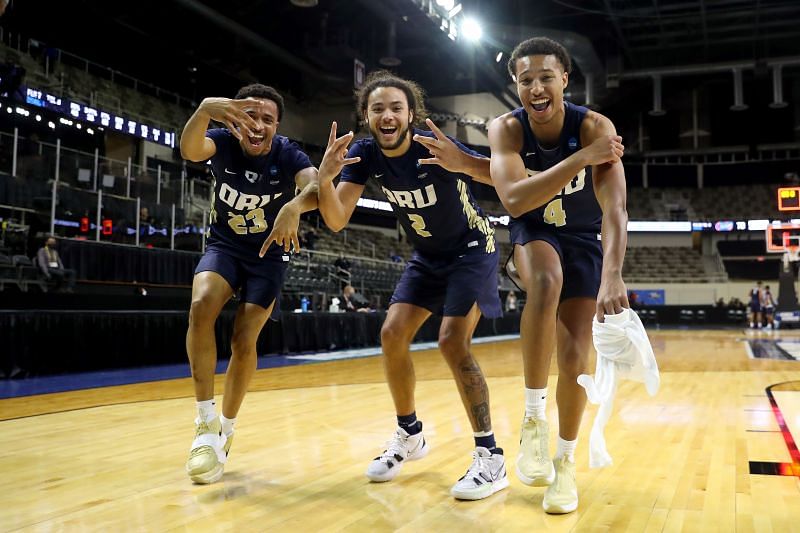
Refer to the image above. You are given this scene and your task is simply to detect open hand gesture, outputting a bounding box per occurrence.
[199,97,264,141]
[412,118,469,173]
[318,121,361,185]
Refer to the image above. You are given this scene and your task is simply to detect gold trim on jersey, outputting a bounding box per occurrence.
[456,179,495,253]
[206,172,218,241]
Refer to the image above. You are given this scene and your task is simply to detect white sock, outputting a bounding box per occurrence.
[220,414,236,436]
[525,387,548,420]
[196,399,216,423]
[555,436,577,462]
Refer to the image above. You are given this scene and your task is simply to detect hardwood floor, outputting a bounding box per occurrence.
[1,329,799,531]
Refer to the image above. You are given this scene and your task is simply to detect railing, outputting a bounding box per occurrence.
[0,34,188,132]
[0,28,194,108]
[0,129,216,251]
[0,130,212,214]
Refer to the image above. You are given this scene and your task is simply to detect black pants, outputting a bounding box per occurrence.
[48,268,76,290]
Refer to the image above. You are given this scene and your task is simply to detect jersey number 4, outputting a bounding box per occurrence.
[543,198,567,227]
[228,208,268,235]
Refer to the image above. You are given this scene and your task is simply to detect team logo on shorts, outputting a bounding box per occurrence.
[568,137,578,150]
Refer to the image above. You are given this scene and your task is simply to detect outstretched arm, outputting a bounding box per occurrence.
[584,111,629,321]
[317,122,364,232]
[259,167,320,255]
[413,118,492,185]
[180,97,264,162]
[487,114,624,218]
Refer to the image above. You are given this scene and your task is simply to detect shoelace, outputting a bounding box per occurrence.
[195,420,213,438]
[461,451,490,481]
[523,418,548,462]
[379,431,409,463]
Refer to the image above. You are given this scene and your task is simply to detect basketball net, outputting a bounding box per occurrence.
[782,247,800,271]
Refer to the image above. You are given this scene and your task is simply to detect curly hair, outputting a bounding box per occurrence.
[507,37,572,79]
[234,83,285,121]
[355,70,427,126]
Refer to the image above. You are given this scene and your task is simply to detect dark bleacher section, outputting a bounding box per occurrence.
[717,240,780,281]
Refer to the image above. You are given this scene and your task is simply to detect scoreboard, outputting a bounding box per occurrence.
[24,87,175,148]
[778,187,800,211]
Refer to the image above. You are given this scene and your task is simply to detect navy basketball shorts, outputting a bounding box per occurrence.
[195,244,289,311]
[389,248,502,319]
[506,222,603,302]
[750,302,762,314]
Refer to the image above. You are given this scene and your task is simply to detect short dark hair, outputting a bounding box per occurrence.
[234,83,284,121]
[508,37,572,79]
[355,70,427,127]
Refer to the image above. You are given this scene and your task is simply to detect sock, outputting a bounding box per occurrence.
[196,399,216,423]
[555,436,577,462]
[525,387,548,420]
[474,430,497,451]
[397,412,422,435]
[220,414,236,436]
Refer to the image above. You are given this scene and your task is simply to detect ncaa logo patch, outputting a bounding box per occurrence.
[269,166,278,176]
[568,137,578,150]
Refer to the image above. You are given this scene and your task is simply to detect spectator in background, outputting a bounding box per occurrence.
[505,290,518,313]
[35,235,76,292]
[714,298,726,308]
[342,284,370,312]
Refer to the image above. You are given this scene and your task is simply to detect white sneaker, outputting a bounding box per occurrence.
[451,447,509,500]
[543,455,578,514]
[516,417,555,486]
[366,425,429,482]
[185,417,231,484]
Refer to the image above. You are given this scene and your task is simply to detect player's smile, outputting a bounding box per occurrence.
[530,97,551,115]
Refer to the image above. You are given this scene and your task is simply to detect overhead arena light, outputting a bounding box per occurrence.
[461,17,482,42]
[436,0,455,10]
[496,51,503,63]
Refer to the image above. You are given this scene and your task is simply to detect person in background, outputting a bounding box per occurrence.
[36,236,76,292]
[342,284,370,312]
[748,281,763,329]
[762,284,776,329]
[505,290,519,313]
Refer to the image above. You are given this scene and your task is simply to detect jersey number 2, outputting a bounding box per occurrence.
[543,199,566,227]
[407,214,432,238]
[228,208,268,235]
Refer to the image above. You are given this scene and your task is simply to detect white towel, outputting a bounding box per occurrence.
[577,308,660,468]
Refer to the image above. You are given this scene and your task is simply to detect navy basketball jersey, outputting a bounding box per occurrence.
[750,288,761,306]
[340,129,495,256]
[205,128,313,260]
[510,101,602,233]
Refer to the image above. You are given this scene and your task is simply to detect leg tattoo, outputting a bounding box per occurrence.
[459,357,491,432]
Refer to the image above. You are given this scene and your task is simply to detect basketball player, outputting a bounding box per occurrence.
[316,70,622,500]
[180,84,319,484]
[762,284,775,329]
[488,37,627,514]
[749,281,763,329]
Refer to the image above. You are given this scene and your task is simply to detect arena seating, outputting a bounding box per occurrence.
[623,246,725,283]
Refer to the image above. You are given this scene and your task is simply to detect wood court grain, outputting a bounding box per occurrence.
[1,329,799,531]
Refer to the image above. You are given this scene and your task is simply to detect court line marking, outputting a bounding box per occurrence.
[286,334,521,362]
